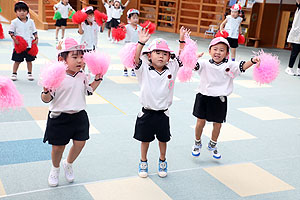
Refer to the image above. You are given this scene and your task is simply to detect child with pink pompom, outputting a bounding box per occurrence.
[41,38,103,187]
[191,37,260,160]
[133,26,188,178]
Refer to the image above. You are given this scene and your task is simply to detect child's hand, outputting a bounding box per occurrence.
[138,28,151,44]
[33,38,38,44]
[179,26,191,39]
[252,56,260,65]
[95,74,103,80]
[197,52,204,58]
[43,87,49,93]
[14,39,19,45]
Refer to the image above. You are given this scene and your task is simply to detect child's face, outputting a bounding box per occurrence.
[128,14,139,25]
[62,0,69,4]
[209,43,229,63]
[114,1,120,8]
[231,10,239,18]
[87,13,95,22]
[63,51,84,74]
[148,50,170,69]
[16,9,28,20]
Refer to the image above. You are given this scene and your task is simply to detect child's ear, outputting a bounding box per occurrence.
[58,56,64,62]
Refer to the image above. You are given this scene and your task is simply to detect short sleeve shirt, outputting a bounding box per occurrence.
[224,15,242,39]
[54,2,73,19]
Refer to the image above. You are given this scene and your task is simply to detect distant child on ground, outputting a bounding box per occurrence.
[8,1,38,81]
[41,38,103,187]
[133,27,188,178]
[191,37,260,159]
[110,0,130,42]
[123,9,141,77]
[102,0,114,40]
[53,0,75,42]
[78,6,99,52]
[219,4,243,61]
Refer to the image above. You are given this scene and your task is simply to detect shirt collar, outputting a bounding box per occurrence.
[67,70,82,77]
[148,65,169,71]
[209,58,228,66]
[18,16,28,22]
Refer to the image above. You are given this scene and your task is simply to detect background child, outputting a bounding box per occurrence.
[53,0,75,42]
[102,0,114,40]
[123,9,141,76]
[110,0,130,42]
[8,1,38,81]
[133,27,188,178]
[41,38,103,187]
[219,4,243,61]
[191,37,260,159]
[78,6,99,52]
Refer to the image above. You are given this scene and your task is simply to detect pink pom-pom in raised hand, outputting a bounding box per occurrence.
[83,51,110,75]
[253,50,280,84]
[0,76,23,111]
[39,61,67,91]
[177,67,193,82]
[72,11,87,24]
[179,35,198,69]
[119,43,138,68]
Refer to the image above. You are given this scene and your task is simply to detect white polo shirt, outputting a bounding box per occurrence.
[111,7,124,20]
[104,3,113,21]
[125,24,141,43]
[224,15,242,39]
[196,59,244,97]
[9,18,37,48]
[54,2,73,19]
[134,55,182,111]
[80,21,99,50]
[48,71,93,113]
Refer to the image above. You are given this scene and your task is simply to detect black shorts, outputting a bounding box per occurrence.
[55,18,67,27]
[193,93,227,123]
[43,110,90,145]
[110,18,120,28]
[134,108,171,142]
[226,37,239,48]
[105,20,111,29]
[11,48,36,62]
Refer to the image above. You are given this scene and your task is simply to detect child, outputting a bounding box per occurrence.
[191,37,260,159]
[123,9,141,77]
[133,27,188,178]
[78,6,99,52]
[219,4,243,61]
[8,1,38,81]
[53,0,75,42]
[41,38,103,187]
[110,0,130,42]
[102,0,114,40]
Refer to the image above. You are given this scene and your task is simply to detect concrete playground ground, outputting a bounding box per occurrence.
[0,23,300,200]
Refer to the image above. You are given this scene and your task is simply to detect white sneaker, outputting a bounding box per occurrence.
[296,68,300,76]
[207,144,221,159]
[10,74,17,81]
[107,37,112,41]
[62,159,74,183]
[27,73,34,81]
[191,144,202,157]
[285,67,295,76]
[48,166,60,187]
[158,160,168,178]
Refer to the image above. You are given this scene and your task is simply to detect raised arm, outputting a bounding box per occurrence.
[101,0,106,5]
[297,0,300,4]
[123,0,130,7]
[178,26,190,55]
[134,29,150,64]
[242,56,260,71]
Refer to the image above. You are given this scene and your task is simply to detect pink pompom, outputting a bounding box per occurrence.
[140,20,156,34]
[215,30,229,38]
[177,67,193,82]
[0,76,23,110]
[253,50,280,84]
[179,35,198,69]
[39,61,67,91]
[119,43,138,68]
[72,11,87,24]
[83,51,110,75]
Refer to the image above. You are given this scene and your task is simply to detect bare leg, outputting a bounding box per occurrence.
[51,145,66,167]
[231,48,236,60]
[141,142,150,161]
[61,26,66,39]
[195,118,206,140]
[211,122,222,142]
[158,142,167,161]
[108,29,111,38]
[55,27,60,39]
[26,61,32,73]
[13,62,21,74]
[67,140,86,164]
